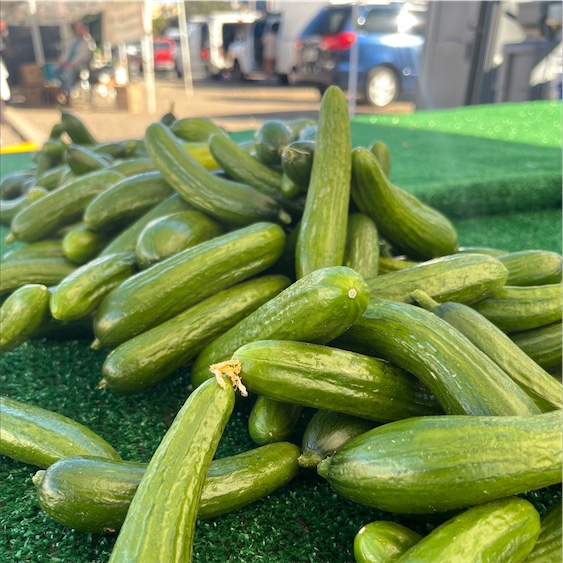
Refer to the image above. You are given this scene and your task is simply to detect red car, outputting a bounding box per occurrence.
[153,37,177,72]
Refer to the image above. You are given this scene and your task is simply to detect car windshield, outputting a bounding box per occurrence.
[300,6,351,36]
[154,42,172,51]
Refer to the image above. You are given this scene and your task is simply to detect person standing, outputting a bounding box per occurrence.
[261,23,279,82]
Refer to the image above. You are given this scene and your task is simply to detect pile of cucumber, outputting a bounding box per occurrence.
[1,85,562,562]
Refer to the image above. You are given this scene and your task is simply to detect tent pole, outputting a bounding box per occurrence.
[178,0,194,98]
[143,0,156,114]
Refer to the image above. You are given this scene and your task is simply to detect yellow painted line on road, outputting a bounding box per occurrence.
[0,142,40,154]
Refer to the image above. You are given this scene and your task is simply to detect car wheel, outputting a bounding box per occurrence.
[317,84,328,98]
[365,66,398,107]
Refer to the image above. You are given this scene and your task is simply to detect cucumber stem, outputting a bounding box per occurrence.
[32,470,45,487]
[5,233,14,244]
[298,452,323,469]
[410,289,440,312]
[90,338,101,350]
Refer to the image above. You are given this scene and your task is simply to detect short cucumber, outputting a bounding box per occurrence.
[280,140,315,191]
[93,222,286,348]
[0,396,122,468]
[1,169,36,199]
[253,120,293,165]
[50,252,138,321]
[472,284,563,333]
[171,117,229,142]
[62,223,117,264]
[60,110,97,145]
[107,375,235,563]
[33,442,300,533]
[296,86,352,278]
[99,275,290,394]
[0,284,51,352]
[34,163,70,191]
[233,340,442,422]
[411,289,562,412]
[316,410,562,514]
[351,147,458,260]
[2,240,64,263]
[368,140,392,178]
[248,396,303,446]
[366,253,508,305]
[397,497,540,562]
[344,213,379,279]
[354,521,422,563]
[498,250,562,286]
[510,321,562,372]
[336,300,541,416]
[190,266,370,388]
[65,144,110,175]
[525,499,562,562]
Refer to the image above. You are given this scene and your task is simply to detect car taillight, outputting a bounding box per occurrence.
[201,47,210,61]
[320,31,356,51]
[295,39,303,51]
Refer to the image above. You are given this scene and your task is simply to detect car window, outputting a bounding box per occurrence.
[362,7,402,34]
[154,42,172,50]
[300,7,351,36]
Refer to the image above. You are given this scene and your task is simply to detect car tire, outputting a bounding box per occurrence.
[365,66,399,107]
[317,84,328,98]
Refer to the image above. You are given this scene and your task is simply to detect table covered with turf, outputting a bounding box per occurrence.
[1,101,561,562]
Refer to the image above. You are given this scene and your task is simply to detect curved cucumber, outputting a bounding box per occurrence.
[498,250,562,286]
[62,223,117,264]
[65,144,110,175]
[525,499,562,562]
[316,410,562,514]
[344,213,379,279]
[60,111,97,145]
[368,140,392,178]
[510,321,562,372]
[0,396,122,468]
[248,396,303,446]
[354,521,422,563]
[93,222,286,348]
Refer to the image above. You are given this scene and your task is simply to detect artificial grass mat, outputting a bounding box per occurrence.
[1,103,562,561]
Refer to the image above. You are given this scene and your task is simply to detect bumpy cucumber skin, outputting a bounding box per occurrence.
[0,396,122,468]
[300,410,377,469]
[510,321,562,372]
[472,284,563,334]
[367,253,508,305]
[344,213,379,279]
[33,442,300,533]
[62,223,116,264]
[525,499,562,562]
[94,222,286,349]
[296,86,352,278]
[248,396,303,446]
[0,284,51,352]
[396,497,540,562]
[354,521,422,563]
[316,410,562,515]
[337,300,541,416]
[50,252,138,321]
[233,340,442,422]
[100,275,291,394]
[108,377,235,563]
[191,266,370,388]
[498,250,562,286]
[351,147,458,260]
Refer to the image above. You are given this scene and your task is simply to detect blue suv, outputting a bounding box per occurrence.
[293,2,427,107]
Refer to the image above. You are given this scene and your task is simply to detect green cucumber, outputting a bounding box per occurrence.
[457,245,509,257]
[354,521,422,563]
[280,140,315,191]
[93,222,286,349]
[299,410,377,469]
[344,213,379,278]
[377,256,419,275]
[0,193,31,226]
[0,284,51,352]
[411,289,562,412]
[298,123,318,141]
[107,375,235,563]
[135,210,224,269]
[525,499,562,562]
[191,266,370,388]
[145,122,290,227]
[285,118,317,140]
[50,252,138,321]
[254,120,293,165]
[368,140,392,178]
[60,110,97,145]
[33,442,300,533]
[61,223,117,264]
[351,147,458,260]
[367,253,508,305]
[0,257,76,296]
[34,163,70,191]
[296,86,351,278]
[498,250,562,286]
[65,144,110,175]
[1,169,36,199]
[336,300,541,416]
[9,169,124,243]
[92,141,128,159]
[171,117,229,142]
[83,171,175,232]
[472,284,563,333]
[99,275,290,394]
[107,157,157,176]
[248,397,303,446]
[280,173,302,199]
[2,240,64,262]
[510,321,562,372]
[0,396,121,468]
[317,410,562,514]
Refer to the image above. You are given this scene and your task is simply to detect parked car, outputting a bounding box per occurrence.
[153,36,177,72]
[169,21,209,80]
[292,2,428,107]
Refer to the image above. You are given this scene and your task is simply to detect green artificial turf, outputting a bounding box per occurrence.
[1,103,562,562]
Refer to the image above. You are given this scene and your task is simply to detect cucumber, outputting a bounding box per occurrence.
[65,144,110,175]
[248,396,303,446]
[254,120,293,165]
[351,147,458,260]
[99,275,290,394]
[107,375,235,563]
[190,266,370,388]
[107,157,157,176]
[472,284,563,333]
[83,171,175,232]
[180,141,222,171]
[171,117,229,142]
[498,250,562,286]
[60,110,97,145]
[344,213,379,279]
[525,499,562,562]
[233,340,442,422]
[299,410,377,470]
[93,222,286,349]
[50,252,138,321]
[316,410,562,514]
[411,289,562,412]
[93,141,128,159]
[336,300,541,416]
[135,210,224,269]
[33,442,300,533]
[0,193,31,226]
[377,256,419,275]
[1,169,36,199]
[62,223,117,264]
[0,284,51,352]
[0,257,76,296]
[457,245,509,257]
[510,321,562,372]
[368,140,392,178]
[280,140,315,191]
[2,240,64,263]
[9,169,124,243]
[280,172,302,199]
[0,396,122,468]
[34,163,70,191]
[296,86,351,278]
[144,122,290,227]
[366,253,508,305]
[354,521,422,563]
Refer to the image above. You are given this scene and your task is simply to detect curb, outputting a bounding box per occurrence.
[3,106,49,145]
